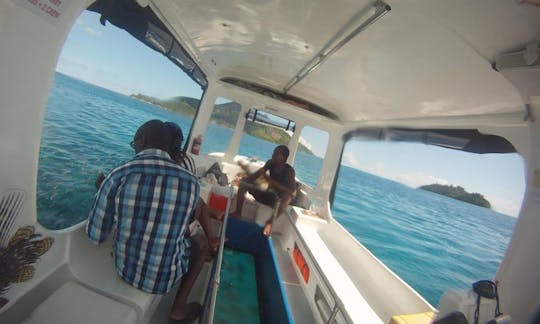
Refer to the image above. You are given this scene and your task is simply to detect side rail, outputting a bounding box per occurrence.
[292,225,354,324]
[199,186,233,324]
[291,213,354,324]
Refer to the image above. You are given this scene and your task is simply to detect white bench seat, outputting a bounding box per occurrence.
[68,227,161,324]
[296,224,383,323]
[23,281,137,324]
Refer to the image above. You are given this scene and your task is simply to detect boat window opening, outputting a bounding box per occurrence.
[246,108,296,132]
[294,126,329,188]
[37,10,204,230]
[235,109,296,161]
[200,97,241,155]
[332,138,524,306]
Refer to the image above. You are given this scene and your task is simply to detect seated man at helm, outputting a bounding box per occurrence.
[87,120,202,322]
[231,145,297,236]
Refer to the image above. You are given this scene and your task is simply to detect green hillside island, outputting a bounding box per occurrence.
[419,184,491,209]
[131,94,313,154]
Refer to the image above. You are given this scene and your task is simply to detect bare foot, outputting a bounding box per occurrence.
[169,302,202,322]
[208,237,220,253]
[214,211,224,221]
[263,222,272,236]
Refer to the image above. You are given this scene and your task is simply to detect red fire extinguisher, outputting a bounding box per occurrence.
[191,135,202,155]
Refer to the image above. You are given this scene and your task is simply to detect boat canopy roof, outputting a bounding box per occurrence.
[89,0,540,148]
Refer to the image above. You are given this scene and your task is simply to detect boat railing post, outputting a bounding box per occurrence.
[327,305,339,324]
[200,186,233,324]
[327,297,348,324]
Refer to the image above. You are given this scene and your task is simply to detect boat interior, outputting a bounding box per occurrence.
[1,0,540,323]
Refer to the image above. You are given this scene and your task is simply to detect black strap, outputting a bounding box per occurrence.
[472,280,502,323]
[494,285,501,317]
[474,293,481,324]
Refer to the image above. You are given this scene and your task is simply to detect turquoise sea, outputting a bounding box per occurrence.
[38,73,516,306]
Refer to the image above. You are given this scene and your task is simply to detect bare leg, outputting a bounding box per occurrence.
[208,206,224,221]
[263,193,293,236]
[199,203,221,261]
[276,193,292,219]
[263,220,273,236]
[169,240,209,321]
[197,201,215,239]
[230,185,247,218]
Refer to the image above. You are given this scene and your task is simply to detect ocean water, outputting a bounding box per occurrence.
[38,73,516,306]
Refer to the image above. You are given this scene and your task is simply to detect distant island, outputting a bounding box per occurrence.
[131,94,313,154]
[419,184,491,209]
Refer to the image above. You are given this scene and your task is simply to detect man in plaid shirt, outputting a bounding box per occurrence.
[87,119,200,321]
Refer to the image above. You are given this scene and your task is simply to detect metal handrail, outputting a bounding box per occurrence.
[283,0,391,94]
[201,193,351,323]
[199,186,234,324]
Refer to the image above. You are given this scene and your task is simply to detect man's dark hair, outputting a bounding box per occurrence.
[136,119,171,151]
[165,122,184,156]
[276,145,290,159]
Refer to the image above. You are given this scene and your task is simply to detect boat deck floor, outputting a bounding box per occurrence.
[149,228,315,324]
[148,262,212,324]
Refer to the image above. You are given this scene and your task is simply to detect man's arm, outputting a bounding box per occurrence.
[265,168,296,195]
[86,174,117,244]
[238,160,269,182]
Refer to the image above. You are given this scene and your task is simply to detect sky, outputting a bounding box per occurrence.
[57,11,202,99]
[57,11,526,217]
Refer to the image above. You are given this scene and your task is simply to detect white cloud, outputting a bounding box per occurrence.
[342,151,362,170]
[394,171,449,188]
[56,57,89,73]
[343,154,387,177]
[372,162,385,177]
[71,18,101,38]
[361,162,386,178]
[85,27,102,37]
[487,195,522,217]
[298,136,313,151]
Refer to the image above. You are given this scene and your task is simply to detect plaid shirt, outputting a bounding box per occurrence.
[87,149,200,294]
